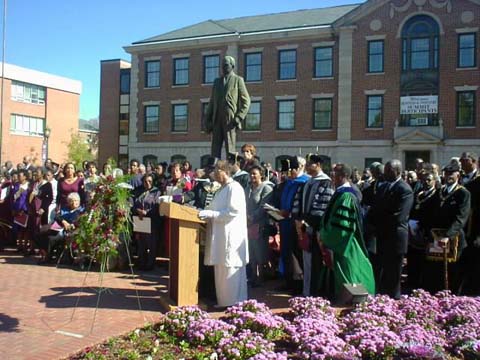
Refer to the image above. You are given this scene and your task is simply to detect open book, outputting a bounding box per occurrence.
[262,203,285,221]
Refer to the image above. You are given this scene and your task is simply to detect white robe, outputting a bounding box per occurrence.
[204,178,249,306]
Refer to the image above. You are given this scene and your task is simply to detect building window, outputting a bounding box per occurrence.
[200,154,211,168]
[172,104,188,132]
[171,154,186,163]
[366,95,383,128]
[119,120,129,136]
[365,158,382,169]
[457,91,476,127]
[11,81,46,104]
[120,69,130,94]
[143,155,158,166]
[277,100,295,130]
[313,98,332,129]
[174,58,189,85]
[278,50,296,80]
[314,47,333,78]
[458,33,476,68]
[244,101,261,131]
[144,105,159,133]
[245,52,262,82]
[368,40,384,73]
[201,102,209,132]
[402,15,439,71]
[145,61,160,88]
[10,114,44,136]
[203,55,219,84]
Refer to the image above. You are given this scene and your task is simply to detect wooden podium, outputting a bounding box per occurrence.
[159,201,205,308]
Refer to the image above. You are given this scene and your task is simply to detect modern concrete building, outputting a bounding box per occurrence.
[0,63,81,165]
[99,0,479,170]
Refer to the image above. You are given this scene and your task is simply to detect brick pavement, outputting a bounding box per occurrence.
[0,250,166,360]
[0,250,291,360]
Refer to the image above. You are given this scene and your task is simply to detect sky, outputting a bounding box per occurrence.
[3,0,363,120]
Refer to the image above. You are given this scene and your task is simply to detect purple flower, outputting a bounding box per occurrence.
[161,306,209,337]
[288,296,336,319]
[186,318,235,347]
[223,300,288,340]
[216,329,275,360]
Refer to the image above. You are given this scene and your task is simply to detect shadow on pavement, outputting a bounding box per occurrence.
[39,285,166,313]
[0,313,20,333]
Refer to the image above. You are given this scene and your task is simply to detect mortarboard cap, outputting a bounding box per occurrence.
[280,156,300,172]
[227,152,244,166]
[306,153,324,164]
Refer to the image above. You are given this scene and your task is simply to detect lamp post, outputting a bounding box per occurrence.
[42,127,51,163]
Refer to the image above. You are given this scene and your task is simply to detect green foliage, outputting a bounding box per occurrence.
[65,131,94,166]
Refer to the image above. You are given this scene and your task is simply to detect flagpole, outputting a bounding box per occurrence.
[0,0,7,165]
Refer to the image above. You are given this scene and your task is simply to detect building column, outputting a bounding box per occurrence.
[128,54,139,151]
[337,26,355,143]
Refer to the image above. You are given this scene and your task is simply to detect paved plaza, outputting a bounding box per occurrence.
[0,250,167,360]
[0,249,290,359]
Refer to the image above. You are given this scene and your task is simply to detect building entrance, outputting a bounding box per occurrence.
[404,150,430,171]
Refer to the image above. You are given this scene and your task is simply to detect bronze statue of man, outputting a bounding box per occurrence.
[205,56,250,159]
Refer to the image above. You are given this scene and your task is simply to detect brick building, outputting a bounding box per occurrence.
[99,0,479,170]
[0,63,81,165]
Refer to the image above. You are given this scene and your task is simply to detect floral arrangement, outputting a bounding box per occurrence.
[176,177,189,190]
[73,175,132,270]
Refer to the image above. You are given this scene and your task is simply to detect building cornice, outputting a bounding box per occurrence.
[333,0,388,29]
[124,26,332,54]
[1,63,82,94]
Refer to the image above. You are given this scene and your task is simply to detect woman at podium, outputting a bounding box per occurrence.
[199,160,249,307]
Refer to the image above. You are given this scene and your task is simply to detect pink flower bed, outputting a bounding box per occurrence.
[157,291,480,359]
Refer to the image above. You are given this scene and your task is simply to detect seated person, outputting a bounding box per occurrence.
[36,192,84,263]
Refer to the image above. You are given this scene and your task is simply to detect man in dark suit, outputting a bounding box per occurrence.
[361,162,385,284]
[205,56,250,159]
[460,153,480,295]
[375,159,414,299]
[423,162,471,294]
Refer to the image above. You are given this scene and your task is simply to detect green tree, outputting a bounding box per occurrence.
[65,131,94,166]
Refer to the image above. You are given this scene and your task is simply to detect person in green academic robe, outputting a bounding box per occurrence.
[319,163,375,297]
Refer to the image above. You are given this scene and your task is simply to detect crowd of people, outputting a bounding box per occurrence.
[0,147,478,308]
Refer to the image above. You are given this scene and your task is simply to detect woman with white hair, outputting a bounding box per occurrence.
[36,192,84,264]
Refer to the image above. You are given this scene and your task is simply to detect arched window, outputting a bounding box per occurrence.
[318,155,332,174]
[200,154,212,168]
[400,15,440,127]
[170,154,186,164]
[402,15,439,71]
[143,154,158,166]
